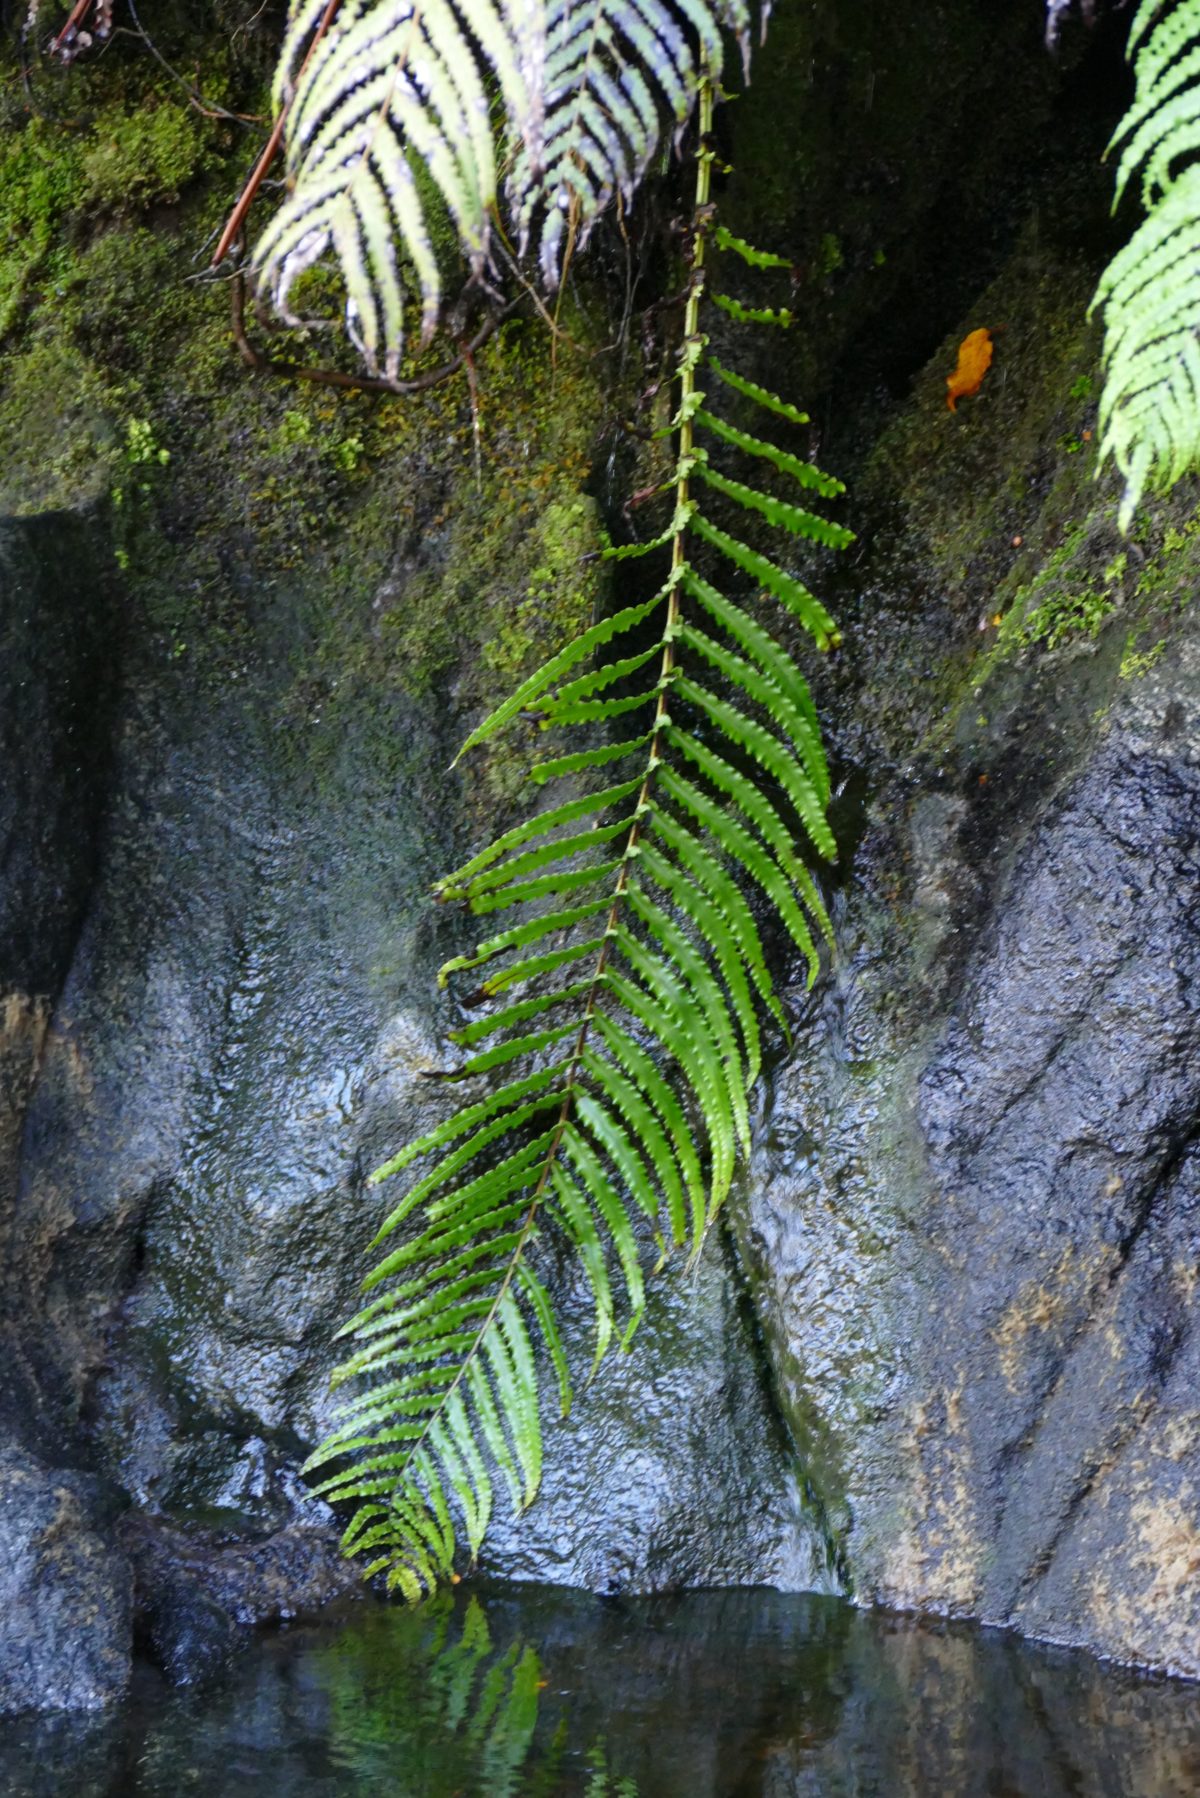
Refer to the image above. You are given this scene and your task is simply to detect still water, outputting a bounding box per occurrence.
[2,1585,1199,1796]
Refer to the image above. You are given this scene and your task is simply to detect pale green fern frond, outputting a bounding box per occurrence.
[507,0,752,286]
[255,0,540,373]
[1094,0,1200,528]
[307,81,852,1596]
[252,0,752,365]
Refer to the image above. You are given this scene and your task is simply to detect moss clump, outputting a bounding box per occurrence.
[0,116,86,336]
[80,99,215,210]
[986,524,1121,655]
[1118,633,1167,680]
[1016,571,1113,651]
[0,51,227,340]
[0,337,122,513]
[1132,509,1200,603]
[366,321,610,815]
[483,497,603,687]
[972,489,1200,696]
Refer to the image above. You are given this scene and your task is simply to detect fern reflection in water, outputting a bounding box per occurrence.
[319,1591,637,1795]
[303,71,852,1595]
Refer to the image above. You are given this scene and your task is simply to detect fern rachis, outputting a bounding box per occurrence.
[306,75,853,1595]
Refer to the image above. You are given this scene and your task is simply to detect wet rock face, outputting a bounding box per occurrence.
[0,1448,131,1711]
[738,487,1200,1673]
[0,516,119,1372]
[0,521,131,1713]
[120,1514,361,1687]
[3,0,1197,1708]
[0,509,812,1710]
[479,1242,829,1595]
[724,6,1200,1659]
[915,696,1200,1658]
[0,515,120,1006]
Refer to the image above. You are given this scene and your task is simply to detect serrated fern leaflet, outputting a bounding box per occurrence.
[306,74,850,1595]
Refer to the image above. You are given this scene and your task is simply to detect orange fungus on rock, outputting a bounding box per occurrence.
[946,327,994,411]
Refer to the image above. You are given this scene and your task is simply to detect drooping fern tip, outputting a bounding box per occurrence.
[305,76,854,1599]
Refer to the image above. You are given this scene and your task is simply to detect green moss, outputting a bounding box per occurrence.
[81,99,214,210]
[986,491,1200,674]
[1119,632,1167,680]
[0,53,226,341]
[0,117,86,336]
[270,409,318,453]
[1019,572,1115,650]
[483,496,602,687]
[0,44,613,824]
[1133,508,1200,601]
[977,522,1123,657]
[0,337,122,513]
[817,232,845,277]
[364,324,610,814]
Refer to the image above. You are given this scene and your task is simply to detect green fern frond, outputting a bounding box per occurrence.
[1094,0,1200,527]
[253,0,754,364]
[256,0,534,372]
[506,0,751,285]
[311,74,852,1596]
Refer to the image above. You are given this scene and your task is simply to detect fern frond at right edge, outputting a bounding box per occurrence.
[1094,0,1200,527]
[304,73,852,1598]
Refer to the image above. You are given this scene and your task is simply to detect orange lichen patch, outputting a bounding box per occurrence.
[946,327,994,411]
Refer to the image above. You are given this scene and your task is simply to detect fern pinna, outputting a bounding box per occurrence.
[303,77,851,1596]
[1094,0,1200,527]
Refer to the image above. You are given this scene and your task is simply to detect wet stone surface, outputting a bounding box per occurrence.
[2,1583,1198,1797]
[733,243,1200,1672]
[0,507,814,1712]
[2,0,1200,1716]
[0,1446,131,1712]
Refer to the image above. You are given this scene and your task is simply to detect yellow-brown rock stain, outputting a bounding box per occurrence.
[2,990,49,1072]
[883,1380,984,1613]
[991,1242,1115,1392]
[1087,1487,1200,1674]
